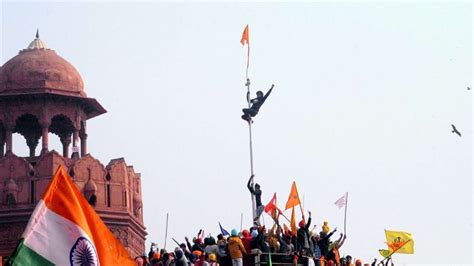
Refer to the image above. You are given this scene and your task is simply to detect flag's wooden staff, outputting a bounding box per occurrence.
[276,208,291,223]
[172,238,181,247]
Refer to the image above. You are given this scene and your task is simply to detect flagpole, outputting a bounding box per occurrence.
[246,78,257,222]
[299,202,306,223]
[164,212,169,249]
[246,45,250,80]
[241,25,258,223]
[344,192,348,235]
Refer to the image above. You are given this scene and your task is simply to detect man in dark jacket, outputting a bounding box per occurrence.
[241,85,274,122]
[318,227,337,258]
[297,211,314,256]
[247,175,264,223]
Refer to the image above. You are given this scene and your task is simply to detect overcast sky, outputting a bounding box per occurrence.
[2,1,472,265]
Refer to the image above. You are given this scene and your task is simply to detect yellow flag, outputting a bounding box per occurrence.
[385,230,414,254]
[285,181,301,210]
[378,249,391,258]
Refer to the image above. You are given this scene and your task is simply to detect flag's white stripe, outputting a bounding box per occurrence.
[22,200,96,265]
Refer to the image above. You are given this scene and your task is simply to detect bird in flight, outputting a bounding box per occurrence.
[451,124,461,137]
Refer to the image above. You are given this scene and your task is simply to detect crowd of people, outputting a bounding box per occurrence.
[134,212,394,266]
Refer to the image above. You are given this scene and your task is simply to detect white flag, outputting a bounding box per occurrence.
[334,192,348,209]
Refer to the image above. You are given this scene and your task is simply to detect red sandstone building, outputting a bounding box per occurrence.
[0,32,147,259]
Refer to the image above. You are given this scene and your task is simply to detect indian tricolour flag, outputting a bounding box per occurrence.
[9,166,134,266]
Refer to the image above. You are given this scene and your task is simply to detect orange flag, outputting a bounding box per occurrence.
[240,24,250,79]
[285,181,301,210]
[240,24,249,46]
[290,207,297,236]
[264,192,277,218]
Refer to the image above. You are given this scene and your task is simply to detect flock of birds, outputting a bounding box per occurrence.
[450,86,470,137]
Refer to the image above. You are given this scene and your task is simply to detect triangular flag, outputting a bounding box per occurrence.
[240,24,249,46]
[334,192,348,209]
[264,192,278,217]
[285,181,301,210]
[9,166,134,265]
[219,222,230,236]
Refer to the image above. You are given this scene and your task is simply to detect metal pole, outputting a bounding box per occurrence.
[164,212,169,249]
[246,78,257,222]
[344,192,348,235]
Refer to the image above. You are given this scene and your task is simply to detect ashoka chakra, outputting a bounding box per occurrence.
[69,237,100,266]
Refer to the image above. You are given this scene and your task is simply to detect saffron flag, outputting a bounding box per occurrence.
[9,166,134,266]
[384,230,414,254]
[290,207,297,236]
[285,181,301,210]
[240,24,249,46]
[334,192,348,209]
[264,193,278,217]
[219,222,230,236]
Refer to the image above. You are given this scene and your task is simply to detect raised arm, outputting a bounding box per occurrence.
[322,227,337,241]
[263,85,274,101]
[305,211,312,230]
[185,236,192,251]
[337,233,346,248]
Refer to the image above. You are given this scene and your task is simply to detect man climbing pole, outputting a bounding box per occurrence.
[247,174,264,223]
[241,84,274,122]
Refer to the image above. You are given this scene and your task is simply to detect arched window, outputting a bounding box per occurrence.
[88,194,97,207]
[123,190,128,207]
[6,193,16,206]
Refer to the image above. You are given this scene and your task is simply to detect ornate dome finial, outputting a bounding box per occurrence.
[26,29,48,50]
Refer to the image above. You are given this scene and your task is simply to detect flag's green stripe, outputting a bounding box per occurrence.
[9,238,54,266]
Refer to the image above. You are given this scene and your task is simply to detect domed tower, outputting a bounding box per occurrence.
[0,32,146,259]
[0,30,104,157]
